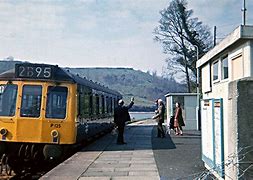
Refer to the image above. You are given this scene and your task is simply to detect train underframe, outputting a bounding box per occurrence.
[0,142,72,175]
[0,121,115,175]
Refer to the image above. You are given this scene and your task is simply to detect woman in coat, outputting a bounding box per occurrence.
[174,102,185,135]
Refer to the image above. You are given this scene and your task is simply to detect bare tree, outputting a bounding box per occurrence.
[154,0,212,92]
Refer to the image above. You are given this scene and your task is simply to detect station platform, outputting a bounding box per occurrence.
[41,119,205,180]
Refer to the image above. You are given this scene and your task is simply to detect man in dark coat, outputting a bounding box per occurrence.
[152,99,165,138]
[114,97,134,144]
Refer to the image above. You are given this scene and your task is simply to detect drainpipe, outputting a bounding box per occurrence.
[194,45,200,130]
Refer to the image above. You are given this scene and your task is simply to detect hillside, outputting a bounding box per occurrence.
[0,60,186,110]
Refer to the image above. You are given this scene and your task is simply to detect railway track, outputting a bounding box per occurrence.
[0,128,113,179]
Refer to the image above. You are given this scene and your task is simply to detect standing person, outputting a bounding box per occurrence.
[174,102,185,135]
[114,97,134,145]
[152,99,165,138]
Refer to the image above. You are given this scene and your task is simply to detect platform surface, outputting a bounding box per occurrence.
[41,119,204,180]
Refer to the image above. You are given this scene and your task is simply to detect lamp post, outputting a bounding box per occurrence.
[194,45,200,130]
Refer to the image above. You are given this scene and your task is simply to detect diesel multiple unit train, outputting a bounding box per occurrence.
[0,63,122,173]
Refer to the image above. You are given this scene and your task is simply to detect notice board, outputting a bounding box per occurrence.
[201,98,224,178]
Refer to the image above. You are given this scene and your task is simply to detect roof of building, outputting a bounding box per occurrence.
[196,25,253,68]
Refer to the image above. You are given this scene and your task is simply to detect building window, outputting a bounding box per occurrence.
[213,61,219,81]
[221,56,228,79]
[201,63,211,93]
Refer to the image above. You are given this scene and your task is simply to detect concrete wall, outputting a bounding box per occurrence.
[227,79,239,179]
[228,78,253,179]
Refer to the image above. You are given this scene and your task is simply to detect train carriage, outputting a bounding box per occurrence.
[0,63,122,171]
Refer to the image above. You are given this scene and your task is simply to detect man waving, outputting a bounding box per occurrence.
[114,97,134,145]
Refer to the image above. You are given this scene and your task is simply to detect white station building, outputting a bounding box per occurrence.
[197,25,253,179]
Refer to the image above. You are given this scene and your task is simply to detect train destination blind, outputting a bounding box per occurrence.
[15,64,55,79]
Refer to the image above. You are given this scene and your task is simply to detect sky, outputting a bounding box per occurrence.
[0,0,253,76]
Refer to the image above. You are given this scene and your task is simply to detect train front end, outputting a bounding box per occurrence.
[0,63,78,163]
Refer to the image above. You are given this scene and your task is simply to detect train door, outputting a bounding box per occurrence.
[16,83,43,142]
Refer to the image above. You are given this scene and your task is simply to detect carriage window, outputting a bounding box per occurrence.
[110,97,113,113]
[21,85,42,117]
[83,94,91,116]
[0,84,18,117]
[95,94,99,115]
[101,95,105,114]
[46,86,68,119]
[89,95,93,116]
[106,96,109,113]
[113,98,117,110]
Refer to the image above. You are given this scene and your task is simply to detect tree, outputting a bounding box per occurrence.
[154,0,212,92]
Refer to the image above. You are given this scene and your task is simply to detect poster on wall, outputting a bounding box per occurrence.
[201,98,224,178]
[201,99,214,165]
[213,99,224,176]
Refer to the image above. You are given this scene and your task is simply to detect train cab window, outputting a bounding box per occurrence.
[46,86,68,119]
[0,84,18,117]
[21,85,42,118]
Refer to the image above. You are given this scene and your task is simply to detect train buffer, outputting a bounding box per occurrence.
[41,119,205,180]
